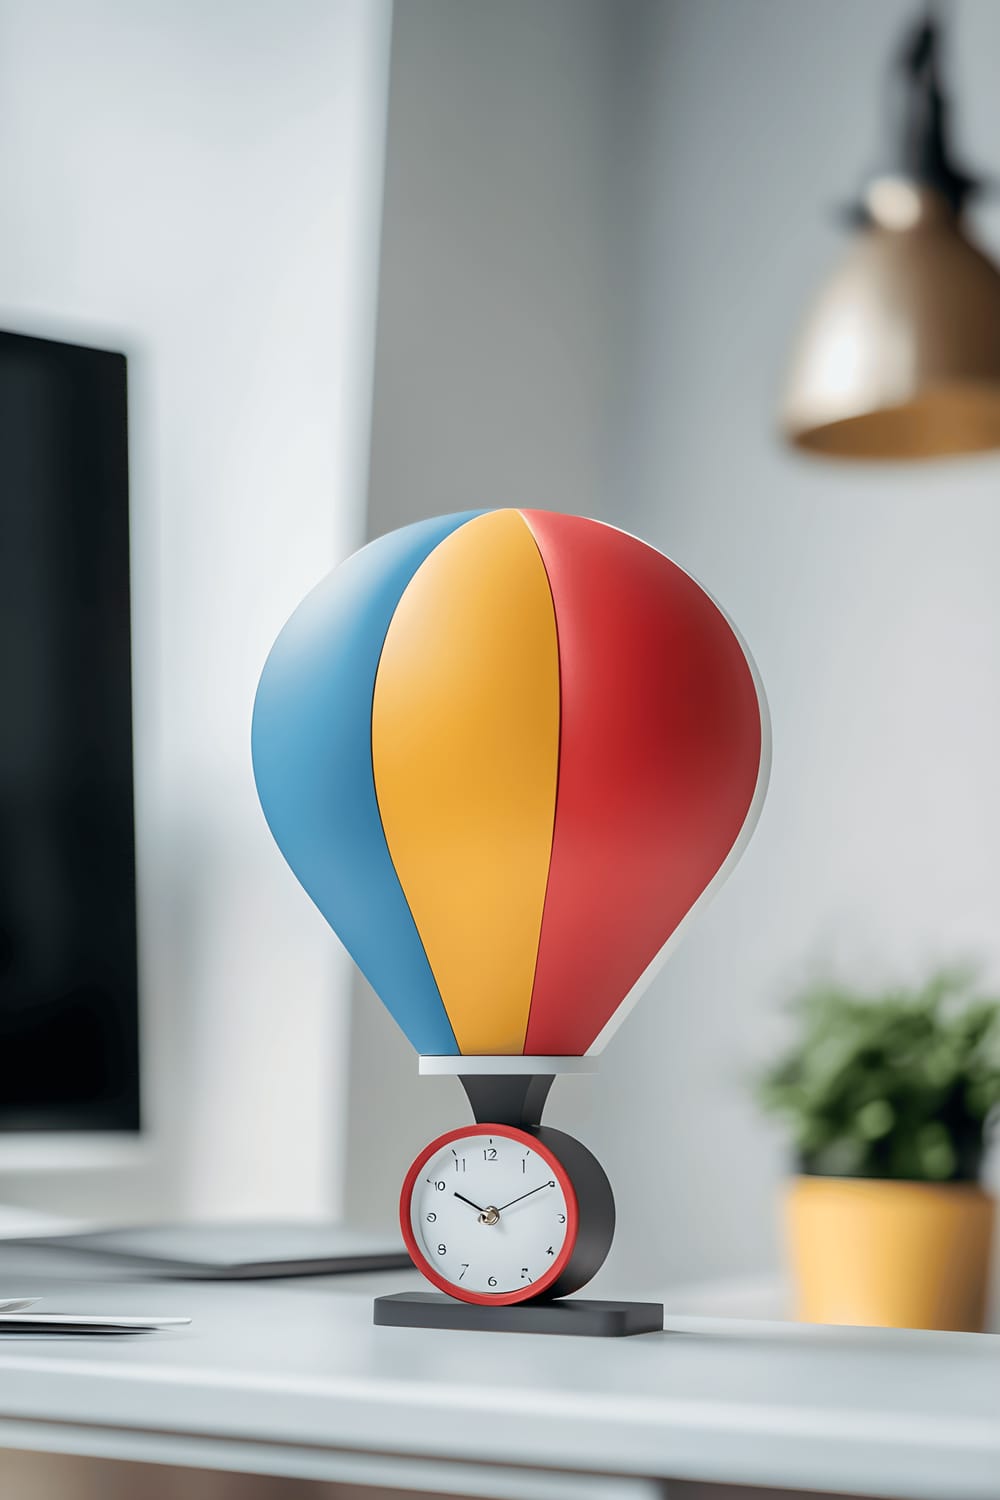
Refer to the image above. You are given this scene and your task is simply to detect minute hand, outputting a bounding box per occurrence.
[497,1180,556,1213]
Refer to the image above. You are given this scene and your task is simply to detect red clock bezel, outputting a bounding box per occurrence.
[399,1122,580,1306]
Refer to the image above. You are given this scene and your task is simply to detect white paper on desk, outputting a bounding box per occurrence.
[0,1313,190,1335]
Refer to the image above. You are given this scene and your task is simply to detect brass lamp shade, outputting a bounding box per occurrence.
[781,187,1000,460]
[781,12,1000,461]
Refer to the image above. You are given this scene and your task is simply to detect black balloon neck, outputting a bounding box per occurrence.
[459,1074,555,1130]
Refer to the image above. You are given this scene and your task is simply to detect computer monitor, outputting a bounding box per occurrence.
[0,329,140,1138]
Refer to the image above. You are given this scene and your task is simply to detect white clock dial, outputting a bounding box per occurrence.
[407,1129,573,1298]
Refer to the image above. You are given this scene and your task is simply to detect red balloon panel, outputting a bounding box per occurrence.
[521,512,763,1055]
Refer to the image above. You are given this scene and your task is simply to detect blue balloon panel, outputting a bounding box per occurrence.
[251,512,483,1054]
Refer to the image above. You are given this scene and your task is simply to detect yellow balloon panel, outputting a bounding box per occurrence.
[372,510,560,1054]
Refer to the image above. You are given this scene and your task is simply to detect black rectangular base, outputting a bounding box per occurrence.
[373,1290,664,1337]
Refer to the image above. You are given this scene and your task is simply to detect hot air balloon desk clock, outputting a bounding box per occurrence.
[252,510,769,1337]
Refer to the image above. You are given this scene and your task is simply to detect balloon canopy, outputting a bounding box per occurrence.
[252,510,769,1059]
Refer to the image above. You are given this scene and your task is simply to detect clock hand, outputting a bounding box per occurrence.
[454,1191,501,1226]
[497,1180,557,1213]
[453,1191,487,1214]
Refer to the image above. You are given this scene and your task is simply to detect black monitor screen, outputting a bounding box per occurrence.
[0,331,139,1132]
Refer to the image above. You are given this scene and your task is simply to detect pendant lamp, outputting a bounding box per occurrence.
[781,13,1000,460]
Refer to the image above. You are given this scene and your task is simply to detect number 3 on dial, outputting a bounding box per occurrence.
[399,1122,614,1307]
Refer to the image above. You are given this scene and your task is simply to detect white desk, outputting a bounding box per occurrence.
[0,1260,998,1500]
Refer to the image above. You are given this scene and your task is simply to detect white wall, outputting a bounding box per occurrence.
[0,0,392,1222]
[349,0,1000,1295]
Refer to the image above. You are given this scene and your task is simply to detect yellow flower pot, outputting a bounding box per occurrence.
[786,1175,995,1331]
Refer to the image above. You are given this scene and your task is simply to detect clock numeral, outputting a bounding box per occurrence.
[453,1157,466,1172]
[459,1264,469,1280]
[483,1148,497,1161]
[488,1276,498,1287]
[434,1180,446,1191]
[436,1243,446,1255]
[557,1213,566,1224]
[521,1267,532,1280]
[426,1212,437,1223]
[546,1245,555,1256]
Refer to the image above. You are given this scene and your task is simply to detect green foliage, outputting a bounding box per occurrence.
[756,971,1000,1181]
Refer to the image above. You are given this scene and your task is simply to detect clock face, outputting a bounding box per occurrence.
[401,1124,578,1305]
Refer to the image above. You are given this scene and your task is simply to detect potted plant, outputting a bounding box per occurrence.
[757,970,1000,1330]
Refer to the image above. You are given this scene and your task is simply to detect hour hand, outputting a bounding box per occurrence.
[453,1191,487,1214]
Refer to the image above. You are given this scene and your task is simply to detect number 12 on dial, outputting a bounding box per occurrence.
[400,1123,614,1306]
